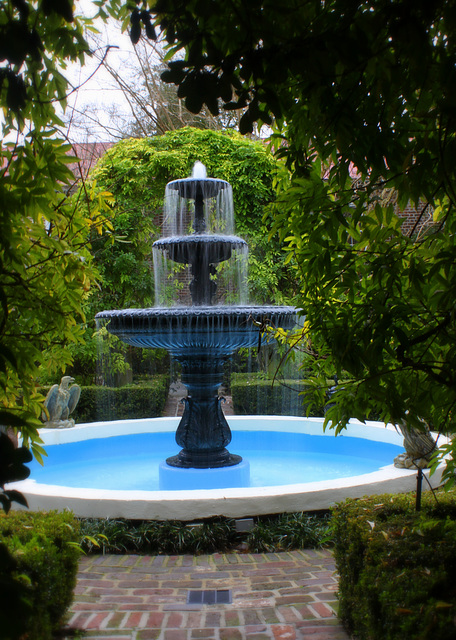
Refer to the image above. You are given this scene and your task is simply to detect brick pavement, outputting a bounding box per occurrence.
[65,550,351,640]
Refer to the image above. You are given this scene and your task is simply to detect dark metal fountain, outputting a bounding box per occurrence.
[96,163,295,479]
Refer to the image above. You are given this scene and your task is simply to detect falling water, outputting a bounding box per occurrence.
[162,173,235,237]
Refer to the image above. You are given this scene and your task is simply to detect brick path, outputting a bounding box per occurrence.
[66,550,350,639]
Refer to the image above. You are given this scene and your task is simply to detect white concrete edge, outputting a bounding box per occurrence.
[10,417,446,521]
[34,416,405,445]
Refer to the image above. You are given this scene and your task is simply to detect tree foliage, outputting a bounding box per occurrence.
[128,0,456,478]
[0,1,111,449]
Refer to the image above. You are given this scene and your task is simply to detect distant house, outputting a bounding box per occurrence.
[396,200,434,237]
[66,142,432,236]
[66,141,114,192]
[324,162,433,237]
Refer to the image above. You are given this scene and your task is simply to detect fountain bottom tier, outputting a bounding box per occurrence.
[96,306,296,469]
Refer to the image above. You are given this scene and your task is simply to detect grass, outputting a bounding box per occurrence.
[78,511,334,555]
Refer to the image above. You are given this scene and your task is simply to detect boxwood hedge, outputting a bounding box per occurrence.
[332,489,456,640]
[71,375,169,423]
[231,372,322,416]
[0,510,80,640]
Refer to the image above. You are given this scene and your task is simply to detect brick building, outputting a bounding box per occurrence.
[66,141,114,192]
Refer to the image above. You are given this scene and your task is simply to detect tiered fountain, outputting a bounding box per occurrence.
[96,163,296,489]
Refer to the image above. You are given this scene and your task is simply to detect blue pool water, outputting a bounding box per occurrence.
[27,430,402,491]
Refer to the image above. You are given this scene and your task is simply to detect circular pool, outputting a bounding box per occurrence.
[10,416,443,520]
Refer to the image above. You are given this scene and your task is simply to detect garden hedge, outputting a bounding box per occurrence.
[332,489,456,640]
[0,510,80,640]
[70,375,169,423]
[231,372,322,416]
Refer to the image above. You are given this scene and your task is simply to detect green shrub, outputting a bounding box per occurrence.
[79,517,240,555]
[332,490,456,640]
[71,375,169,423]
[0,510,81,640]
[231,372,322,416]
[246,511,333,552]
[78,511,333,555]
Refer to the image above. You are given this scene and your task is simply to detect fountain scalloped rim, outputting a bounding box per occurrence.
[166,176,230,198]
[95,306,297,353]
[152,234,248,264]
[9,416,445,521]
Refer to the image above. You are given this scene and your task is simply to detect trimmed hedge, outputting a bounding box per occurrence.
[332,490,456,640]
[0,510,81,640]
[71,375,169,423]
[231,372,322,416]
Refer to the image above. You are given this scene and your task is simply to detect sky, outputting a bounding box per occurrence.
[0,2,138,143]
[63,6,139,143]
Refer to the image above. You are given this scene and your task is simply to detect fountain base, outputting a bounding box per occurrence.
[159,458,250,491]
[166,449,242,469]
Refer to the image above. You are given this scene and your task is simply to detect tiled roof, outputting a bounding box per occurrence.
[67,141,114,184]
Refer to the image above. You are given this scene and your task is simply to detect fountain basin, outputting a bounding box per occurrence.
[10,417,444,521]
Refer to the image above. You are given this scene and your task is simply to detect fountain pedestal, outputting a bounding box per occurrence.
[166,355,242,468]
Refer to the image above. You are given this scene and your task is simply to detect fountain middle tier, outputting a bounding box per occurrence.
[153,234,247,265]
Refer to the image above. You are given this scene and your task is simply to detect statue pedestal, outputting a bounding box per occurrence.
[42,419,75,429]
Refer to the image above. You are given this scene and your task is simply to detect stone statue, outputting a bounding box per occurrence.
[42,376,81,429]
[394,418,436,469]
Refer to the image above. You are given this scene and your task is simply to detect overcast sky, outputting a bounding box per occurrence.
[63,6,138,143]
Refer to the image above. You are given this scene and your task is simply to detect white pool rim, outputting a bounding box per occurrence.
[10,416,445,521]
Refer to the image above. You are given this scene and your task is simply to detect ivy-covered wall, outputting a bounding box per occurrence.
[89,127,296,309]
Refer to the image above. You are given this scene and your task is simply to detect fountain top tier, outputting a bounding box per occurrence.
[166,162,229,202]
[159,161,237,237]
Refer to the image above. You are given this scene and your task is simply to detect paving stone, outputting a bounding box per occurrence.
[191,629,217,638]
[166,612,185,627]
[275,595,314,606]
[243,611,264,626]
[258,609,282,625]
[219,629,244,640]
[163,630,188,640]
[275,607,302,624]
[105,612,129,629]
[205,611,222,627]
[271,624,296,640]
[224,610,242,627]
[137,630,161,640]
